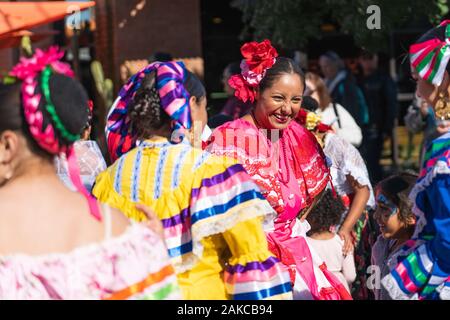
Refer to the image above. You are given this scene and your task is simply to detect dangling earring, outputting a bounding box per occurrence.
[435,92,450,120]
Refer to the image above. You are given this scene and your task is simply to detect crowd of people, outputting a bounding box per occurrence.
[0,21,448,300]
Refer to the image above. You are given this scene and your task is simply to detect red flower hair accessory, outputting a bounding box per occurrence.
[228,39,278,103]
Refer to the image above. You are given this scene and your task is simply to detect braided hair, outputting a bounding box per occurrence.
[127,68,206,140]
[128,70,171,140]
[0,74,89,159]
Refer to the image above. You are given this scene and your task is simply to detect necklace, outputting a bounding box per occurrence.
[250,109,262,129]
[279,137,291,184]
[251,109,291,184]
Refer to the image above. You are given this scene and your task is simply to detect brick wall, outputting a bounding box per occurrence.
[95,0,202,90]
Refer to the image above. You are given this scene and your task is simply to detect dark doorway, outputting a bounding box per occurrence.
[200,0,245,114]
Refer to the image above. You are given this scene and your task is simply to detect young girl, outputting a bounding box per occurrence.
[371,172,417,300]
[299,99,375,299]
[307,189,357,294]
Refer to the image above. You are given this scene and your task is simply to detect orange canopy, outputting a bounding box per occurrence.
[0,1,95,37]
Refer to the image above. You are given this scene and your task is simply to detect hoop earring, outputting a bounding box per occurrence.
[435,92,450,120]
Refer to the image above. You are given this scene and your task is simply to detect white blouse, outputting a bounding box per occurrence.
[324,133,375,209]
[316,102,362,147]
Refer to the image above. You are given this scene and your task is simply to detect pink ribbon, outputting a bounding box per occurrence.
[65,146,101,221]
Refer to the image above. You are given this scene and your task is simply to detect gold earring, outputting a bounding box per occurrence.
[435,92,450,120]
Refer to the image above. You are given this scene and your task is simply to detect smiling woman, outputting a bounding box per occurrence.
[250,59,304,130]
[206,40,352,300]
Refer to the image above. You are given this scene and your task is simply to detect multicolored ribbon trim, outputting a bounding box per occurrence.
[410,20,450,86]
[102,264,177,300]
[106,61,192,161]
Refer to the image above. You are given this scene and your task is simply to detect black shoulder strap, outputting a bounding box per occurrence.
[332,102,341,128]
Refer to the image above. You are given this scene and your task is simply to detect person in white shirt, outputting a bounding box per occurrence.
[307,189,357,294]
[305,72,362,147]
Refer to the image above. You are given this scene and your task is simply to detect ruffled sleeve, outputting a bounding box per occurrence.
[382,134,450,300]
[93,166,148,222]
[324,133,375,208]
[186,157,279,272]
[0,224,181,300]
[222,218,293,300]
[55,140,107,192]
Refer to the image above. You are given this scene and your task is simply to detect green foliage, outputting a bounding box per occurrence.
[90,60,114,109]
[20,35,32,57]
[232,0,447,52]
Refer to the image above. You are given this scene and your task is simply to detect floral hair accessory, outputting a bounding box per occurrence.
[10,46,75,154]
[228,39,278,103]
[296,109,332,132]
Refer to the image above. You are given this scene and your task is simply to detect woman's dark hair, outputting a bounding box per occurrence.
[128,67,206,139]
[224,62,241,76]
[259,57,305,93]
[376,171,418,223]
[301,96,320,112]
[0,74,89,159]
[306,189,346,235]
[81,102,93,133]
[184,69,206,100]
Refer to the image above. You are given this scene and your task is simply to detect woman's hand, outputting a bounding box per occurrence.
[339,175,370,255]
[135,204,164,238]
[338,227,355,255]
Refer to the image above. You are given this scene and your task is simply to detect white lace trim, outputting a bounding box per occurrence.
[382,266,450,300]
[0,223,159,262]
[409,159,450,240]
[437,284,450,300]
[381,273,419,300]
[324,133,375,208]
[172,201,277,274]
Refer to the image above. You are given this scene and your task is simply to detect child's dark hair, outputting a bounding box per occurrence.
[376,171,418,224]
[307,189,346,235]
[259,57,305,94]
[81,101,93,133]
[128,67,206,140]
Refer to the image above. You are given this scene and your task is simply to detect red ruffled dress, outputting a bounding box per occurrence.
[206,118,352,300]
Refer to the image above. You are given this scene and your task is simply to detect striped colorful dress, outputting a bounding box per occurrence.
[93,136,292,300]
[382,131,450,300]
